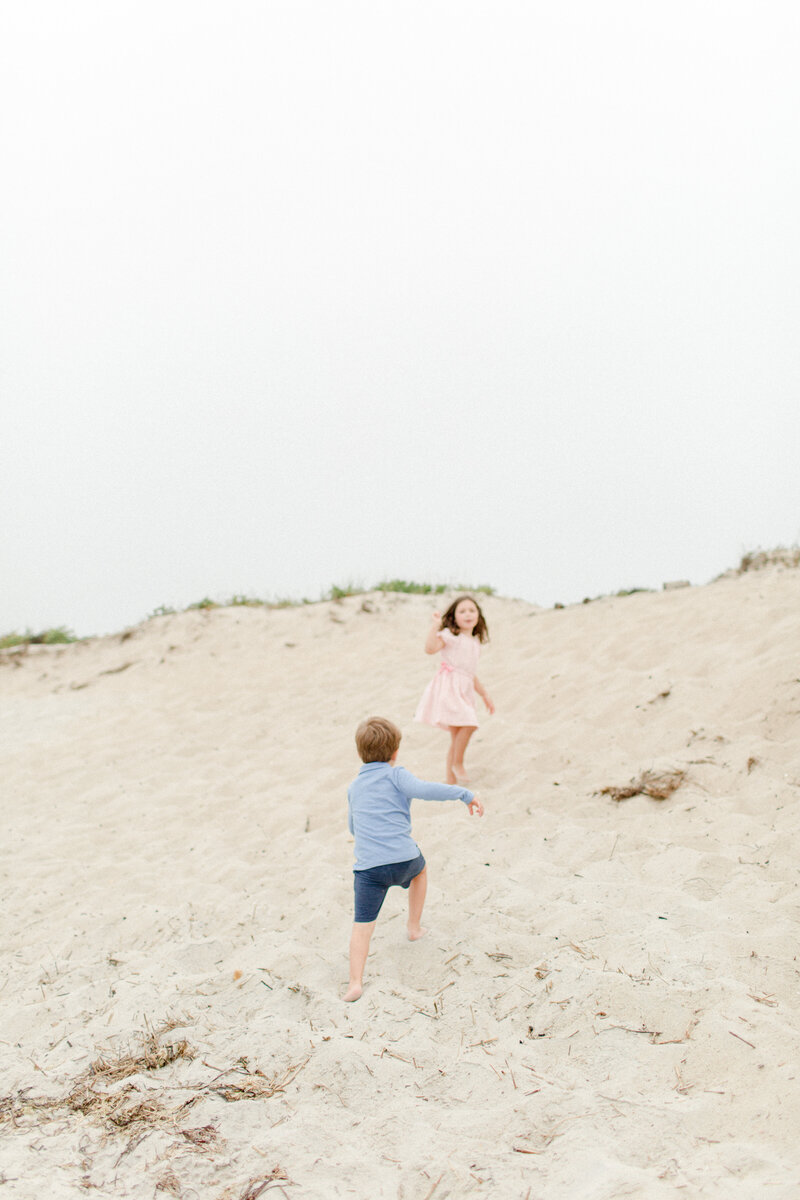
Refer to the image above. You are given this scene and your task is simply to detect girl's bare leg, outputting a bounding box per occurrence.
[451,725,476,782]
[407,868,428,940]
[344,920,376,1002]
[446,730,458,784]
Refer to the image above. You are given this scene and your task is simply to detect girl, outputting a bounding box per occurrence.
[414,595,494,784]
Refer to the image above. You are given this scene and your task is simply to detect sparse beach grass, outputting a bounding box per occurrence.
[0,625,77,649]
[4,547,796,645]
[142,580,496,623]
[735,545,800,572]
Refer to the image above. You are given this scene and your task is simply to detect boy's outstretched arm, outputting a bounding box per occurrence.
[394,766,474,807]
[393,767,484,815]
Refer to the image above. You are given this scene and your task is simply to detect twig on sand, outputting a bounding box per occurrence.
[601,1023,663,1040]
[423,1173,444,1200]
[568,942,595,960]
[653,1015,699,1046]
[729,1030,756,1049]
[378,1048,412,1064]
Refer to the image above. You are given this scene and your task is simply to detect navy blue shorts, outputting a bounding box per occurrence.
[353,853,426,923]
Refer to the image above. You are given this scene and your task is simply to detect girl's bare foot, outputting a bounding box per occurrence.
[452,764,470,784]
[446,768,457,784]
[343,983,363,1002]
[407,926,428,941]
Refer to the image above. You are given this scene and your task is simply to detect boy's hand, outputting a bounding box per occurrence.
[467,795,484,817]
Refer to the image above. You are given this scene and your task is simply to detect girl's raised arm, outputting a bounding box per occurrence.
[424,611,445,654]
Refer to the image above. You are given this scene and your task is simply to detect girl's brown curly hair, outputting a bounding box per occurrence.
[440,595,489,643]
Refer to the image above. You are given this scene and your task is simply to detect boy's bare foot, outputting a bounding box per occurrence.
[407,926,428,941]
[343,983,363,1002]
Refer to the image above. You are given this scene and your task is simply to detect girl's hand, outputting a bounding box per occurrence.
[484,694,495,715]
[467,795,484,817]
[425,612,445,653]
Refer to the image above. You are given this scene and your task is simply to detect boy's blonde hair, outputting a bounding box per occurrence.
[355,716,402,763]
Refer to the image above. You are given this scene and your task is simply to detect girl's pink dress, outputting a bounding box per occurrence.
[414,628,481,730]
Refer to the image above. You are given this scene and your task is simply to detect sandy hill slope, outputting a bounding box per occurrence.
[1,566,799,1198]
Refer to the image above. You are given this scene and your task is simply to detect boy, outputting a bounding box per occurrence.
[344,716,484,1002]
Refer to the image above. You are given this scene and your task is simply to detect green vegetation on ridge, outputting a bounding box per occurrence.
[144,580,496,620]
[3,546,797,647]
[0,626,77,650]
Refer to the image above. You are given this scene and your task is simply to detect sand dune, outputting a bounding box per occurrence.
[2,564,800,1198]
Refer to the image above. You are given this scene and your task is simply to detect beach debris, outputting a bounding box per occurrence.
[662,580,690,590]
[0,1022,306,1151]
[512,1122,565,1154]
[238,1168,292,1200]
[207,1059,307,1103]
[599,768,686,802]
[568,942,596,960]
[155,1168,183,1196]
[180,1124,219,1145]
[414,995,446,1019]
[422,1174,445,1200]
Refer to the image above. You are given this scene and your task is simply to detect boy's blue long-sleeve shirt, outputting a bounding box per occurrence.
[347,761,474,870]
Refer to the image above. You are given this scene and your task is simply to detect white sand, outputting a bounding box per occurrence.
[2,566,800,1198]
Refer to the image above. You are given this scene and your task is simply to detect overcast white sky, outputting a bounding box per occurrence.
[2,2,798,636]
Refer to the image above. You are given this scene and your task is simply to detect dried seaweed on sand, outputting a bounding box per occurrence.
[0,1020,305,1143]
[599,768,686,802]
[206,1060,307,1103]
[215,1167,293,1200]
